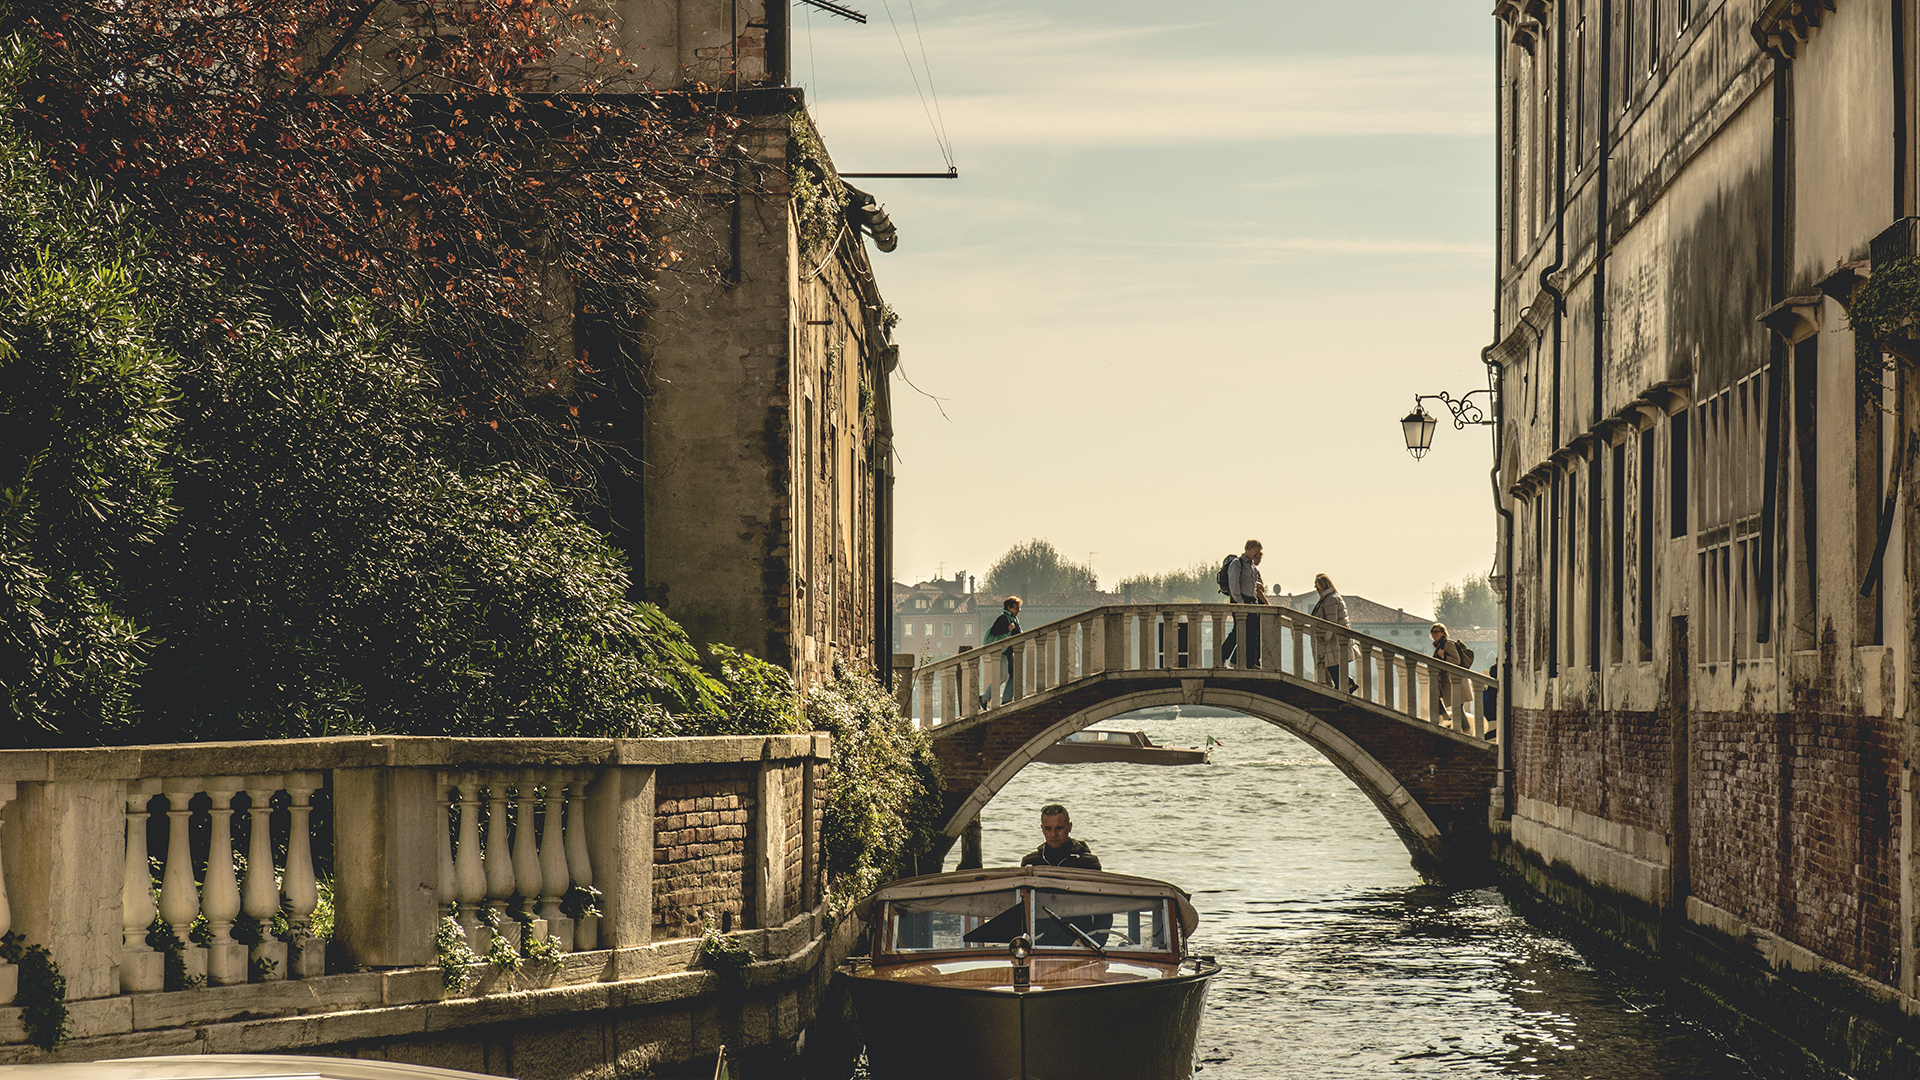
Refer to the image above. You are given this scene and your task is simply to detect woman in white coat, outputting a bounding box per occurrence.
[1309,574,1357,691]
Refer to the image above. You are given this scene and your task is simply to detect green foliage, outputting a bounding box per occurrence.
[1435,574,1499,632]
[682,644,803,737]
[0,104,174,745]
[436,916,480,993]
[561,883,604,921]
[983,539,1098,596]
[790,112,849,259]
[805,661,941,909]
[523,933,565,967]
[248,953,280,982]
[1116,561,1218,603]
[485,924,522,971]
[698,922,754,991]
[133,295,709,740]
[1846,255,1920,421]
[145,919,205,991]
[0,932,69,1050]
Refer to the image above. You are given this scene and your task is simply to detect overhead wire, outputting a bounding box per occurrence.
[878,0,954,169]
[901,0,953,165]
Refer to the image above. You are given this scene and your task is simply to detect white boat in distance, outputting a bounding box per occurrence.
[1033,728,1213,766]
[840,866,1219,1080]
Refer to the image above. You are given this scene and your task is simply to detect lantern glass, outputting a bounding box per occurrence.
[1401,408,1437,459]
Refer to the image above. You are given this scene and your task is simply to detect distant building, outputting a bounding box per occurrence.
[892,574,987,662]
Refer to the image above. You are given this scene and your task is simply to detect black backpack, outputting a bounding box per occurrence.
[1215,555,1237,597]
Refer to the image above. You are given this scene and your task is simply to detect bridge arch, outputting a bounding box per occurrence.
[936,688,1455,877]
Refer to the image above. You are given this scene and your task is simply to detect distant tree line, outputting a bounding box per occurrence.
[983,539,1097,596]
[1435,574,1499,631]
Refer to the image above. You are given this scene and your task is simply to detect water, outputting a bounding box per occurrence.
[943,710,1757,1079]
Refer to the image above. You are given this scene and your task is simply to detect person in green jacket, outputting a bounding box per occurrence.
[981,596,1022,707]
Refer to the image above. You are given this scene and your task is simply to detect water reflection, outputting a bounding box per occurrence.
[951,711,1755,1079]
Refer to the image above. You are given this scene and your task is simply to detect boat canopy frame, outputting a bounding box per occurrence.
[856,866,1201,938]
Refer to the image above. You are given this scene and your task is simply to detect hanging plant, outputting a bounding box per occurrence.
[0,932,69,1050]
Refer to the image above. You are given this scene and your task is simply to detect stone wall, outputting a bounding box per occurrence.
[0,734,839,1077]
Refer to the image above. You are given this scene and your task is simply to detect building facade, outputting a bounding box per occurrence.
[582,3,900,690]
[1489,1,1920,1072]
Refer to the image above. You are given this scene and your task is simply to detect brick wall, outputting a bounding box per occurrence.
[1512,707,1672,836]
[652,764,757,941]
[781,764,804,919]
[1512,698,1901,986]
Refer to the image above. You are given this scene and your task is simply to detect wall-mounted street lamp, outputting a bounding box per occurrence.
[1400,390,1496,460]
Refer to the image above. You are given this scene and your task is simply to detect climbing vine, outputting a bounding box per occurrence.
[1847,255,1920,420]
[0,932,69,1050]
[791,110,849,261]
[697,922,753,991]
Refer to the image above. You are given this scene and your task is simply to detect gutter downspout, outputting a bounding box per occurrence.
[1487,15,1516,821]
[1758,50,1791,643]
[1590,0,1612,676]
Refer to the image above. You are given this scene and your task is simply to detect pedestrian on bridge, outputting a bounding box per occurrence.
[1310,574,1359,692]
[982,596,1023,707]
[1221,540,1266,667]
[1430,623,1468,727]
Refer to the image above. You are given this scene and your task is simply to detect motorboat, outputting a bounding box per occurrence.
[840,866,1219,1080]
[1032,728,1212,766]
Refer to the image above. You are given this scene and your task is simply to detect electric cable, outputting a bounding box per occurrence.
[878,0,953,169]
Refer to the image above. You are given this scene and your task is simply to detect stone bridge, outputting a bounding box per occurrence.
[902,603,1500,881]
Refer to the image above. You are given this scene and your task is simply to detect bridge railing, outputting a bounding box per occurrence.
[0,734,826,1031]
[907,603,1496,739]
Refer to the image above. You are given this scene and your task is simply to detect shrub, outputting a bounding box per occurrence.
[0,100,175,746]
[685,644,804,737]
[805,661,941,908]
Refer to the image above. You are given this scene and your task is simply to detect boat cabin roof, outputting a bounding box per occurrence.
[857,866,1200,937]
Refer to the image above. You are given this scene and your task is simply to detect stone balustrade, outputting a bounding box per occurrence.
[0,734,828,1058]
[910,603,1498,738]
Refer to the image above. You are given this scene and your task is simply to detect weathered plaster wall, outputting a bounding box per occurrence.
[1489,1,1920,1074]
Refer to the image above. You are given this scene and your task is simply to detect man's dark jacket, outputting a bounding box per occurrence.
[1021,840,1101,870]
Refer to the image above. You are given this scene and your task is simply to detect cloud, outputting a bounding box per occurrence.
[802,12,1488,149]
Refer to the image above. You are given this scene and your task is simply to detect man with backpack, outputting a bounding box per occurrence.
[1218,540,1266,667]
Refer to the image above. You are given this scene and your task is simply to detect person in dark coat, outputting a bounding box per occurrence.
[1020,803,1101,869]
[981,596,1023,707]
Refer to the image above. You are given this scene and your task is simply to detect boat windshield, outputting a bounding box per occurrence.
[1029,890,1172,954]
[886,889,1026,952]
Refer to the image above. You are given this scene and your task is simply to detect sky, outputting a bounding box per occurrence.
[797,0,1500,616]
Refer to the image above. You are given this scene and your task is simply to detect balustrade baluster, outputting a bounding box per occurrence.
[1383,648,1398,712]
[436,777,458,919]
[918,670,934,727]
[120,781,163,992]
[484,779,517,952]
[940,666,957,726]
[1425,663,1440,725]
[1290,616,1304,676]
[538,773,574,950]
[159,778,206,982]
[0,783,13,1002]
[454,779,487,949]
[242,777,288,982]
[200,778,246,985]
[1359,645,1376,702]
[283,772,323,977]
[512,776,544,936]
[960,656,977,717]
[565,771,597,950]
[1136,612,1151,670]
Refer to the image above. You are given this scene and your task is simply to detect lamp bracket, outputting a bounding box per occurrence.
[1413,389,1497,430]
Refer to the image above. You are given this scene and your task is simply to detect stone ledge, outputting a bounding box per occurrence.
[1511,811,1671,907]
[0,734,831,782]
[1513,795,1670,865]
[0,905,830,1064]
[1685,897,1918,1020]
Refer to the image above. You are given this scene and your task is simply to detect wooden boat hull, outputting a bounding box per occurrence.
[843,962,1217,1080]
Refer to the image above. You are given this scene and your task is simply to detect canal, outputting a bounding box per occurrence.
[934,708,1758,1079]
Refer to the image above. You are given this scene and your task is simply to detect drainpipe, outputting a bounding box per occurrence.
[1757,49,1791,643]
